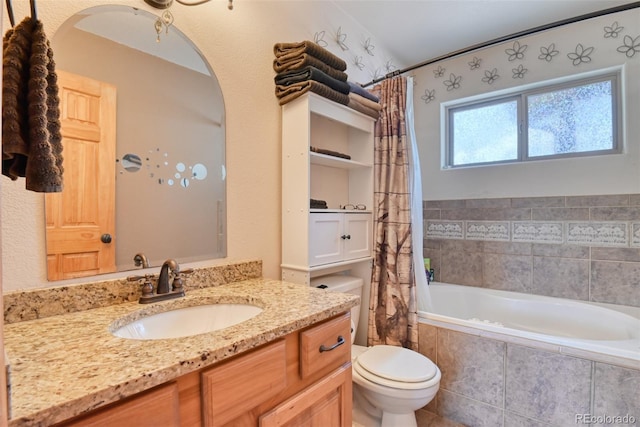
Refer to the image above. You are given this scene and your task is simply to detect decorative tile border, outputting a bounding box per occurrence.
[466,221,510,241]
[630,223,640,247]
[425,220,464,239]
[512,222,563,244]
[566,222,628,247]
[426,212,637,247]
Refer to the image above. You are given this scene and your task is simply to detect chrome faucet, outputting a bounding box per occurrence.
[127,258,193,304]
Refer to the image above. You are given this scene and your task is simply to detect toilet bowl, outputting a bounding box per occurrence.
[351,344,441,427]
[310,274,441,427]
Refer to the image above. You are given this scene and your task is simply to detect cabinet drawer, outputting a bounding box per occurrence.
[202,340,287,427]
[300,312,351,379]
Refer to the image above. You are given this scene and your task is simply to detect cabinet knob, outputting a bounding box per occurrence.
[341,234,351,240]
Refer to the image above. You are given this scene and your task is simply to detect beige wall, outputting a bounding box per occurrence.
[414,8,640,200]
[0,0,398,291]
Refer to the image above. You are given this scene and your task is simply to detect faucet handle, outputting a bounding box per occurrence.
[127,274,155,297]
[171,268,193,292]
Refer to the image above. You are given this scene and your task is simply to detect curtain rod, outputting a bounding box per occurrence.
[361,1,640,88]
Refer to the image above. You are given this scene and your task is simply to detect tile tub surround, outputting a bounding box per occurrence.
[418,323,640,427]
[424,194,640,308]
[3,259,262,324]
[2,278,359,426]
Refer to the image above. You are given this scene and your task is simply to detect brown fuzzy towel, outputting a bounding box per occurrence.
[273,53,348,82]
[2,16,63,193]
[275,80,350,106]
[273,40,347,72]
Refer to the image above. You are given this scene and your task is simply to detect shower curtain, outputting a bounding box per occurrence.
[367,76,419,350]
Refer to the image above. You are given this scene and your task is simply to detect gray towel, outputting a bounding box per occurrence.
[348,81,379,103]
[275,66,350,94]
[273,53,348,82]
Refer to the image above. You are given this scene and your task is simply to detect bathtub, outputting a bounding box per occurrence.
[418,282,640,365]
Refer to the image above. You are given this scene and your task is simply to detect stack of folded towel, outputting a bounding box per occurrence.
[310,198,328,209]
[347,81,382,120]
[273,40,350,106]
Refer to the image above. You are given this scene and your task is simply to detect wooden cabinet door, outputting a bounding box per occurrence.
[57,383,180,427]
[201,340,287,427]
[259,364,352,427]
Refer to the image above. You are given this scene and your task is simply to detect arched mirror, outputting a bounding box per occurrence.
[47,5,226,280]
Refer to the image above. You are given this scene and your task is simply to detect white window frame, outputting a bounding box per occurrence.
[442,68,623,169]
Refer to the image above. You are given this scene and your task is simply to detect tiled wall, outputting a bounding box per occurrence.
[418,324,640,427]
[423,194,640,308]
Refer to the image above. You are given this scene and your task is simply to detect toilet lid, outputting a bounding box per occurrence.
[356,345,437,383]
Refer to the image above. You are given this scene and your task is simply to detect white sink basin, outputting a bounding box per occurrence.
[112,304,263,340]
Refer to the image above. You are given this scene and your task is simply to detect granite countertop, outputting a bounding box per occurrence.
[3,279,359,426]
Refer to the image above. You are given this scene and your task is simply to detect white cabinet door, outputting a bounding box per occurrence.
[310,213,372,267]
[343,213,372,261]
[310,213,343,266]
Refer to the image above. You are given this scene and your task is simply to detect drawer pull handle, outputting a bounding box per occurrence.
[319,335,345,353]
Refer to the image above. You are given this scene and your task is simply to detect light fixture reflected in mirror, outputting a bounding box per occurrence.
[144,0,234,42]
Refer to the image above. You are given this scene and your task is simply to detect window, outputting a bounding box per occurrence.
[444,71,621,168]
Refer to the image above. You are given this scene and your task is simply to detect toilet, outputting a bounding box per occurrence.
[311,275,441,427]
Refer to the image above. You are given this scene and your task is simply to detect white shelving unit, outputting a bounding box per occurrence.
[281,93,375,287]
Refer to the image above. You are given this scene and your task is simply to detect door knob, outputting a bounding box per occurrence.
[101,233,112,243]
[341,234,351,240]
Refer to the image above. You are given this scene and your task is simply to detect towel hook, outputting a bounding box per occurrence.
[29,0,37,21]
[5,0,15,27]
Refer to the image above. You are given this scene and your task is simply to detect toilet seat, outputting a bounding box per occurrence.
[354,345,438,390]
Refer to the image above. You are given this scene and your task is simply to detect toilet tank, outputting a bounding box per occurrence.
[311,275,363,342]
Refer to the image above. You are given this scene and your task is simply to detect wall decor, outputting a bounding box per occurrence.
[421,89,435,104]
[443,73,462,91]
[481,68,500,84]
[363,37,375,56]
[468,56,482,70]
[505,40,528,61]
[538,43,559,62]
[603,21,624,38]
[512,64,528,79]
[313,30,328,47]
[335,26,349,50]
[384,59,396,73]
[617,34,640,57]
[567,43,594,65]
[416,9,637,105]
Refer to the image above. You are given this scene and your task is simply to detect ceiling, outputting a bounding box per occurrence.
[332,0,638,69]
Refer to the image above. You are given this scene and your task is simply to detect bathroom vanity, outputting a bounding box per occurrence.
[3,278,358,426]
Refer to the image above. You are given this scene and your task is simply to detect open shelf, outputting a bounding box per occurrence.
[310,152,372,169]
